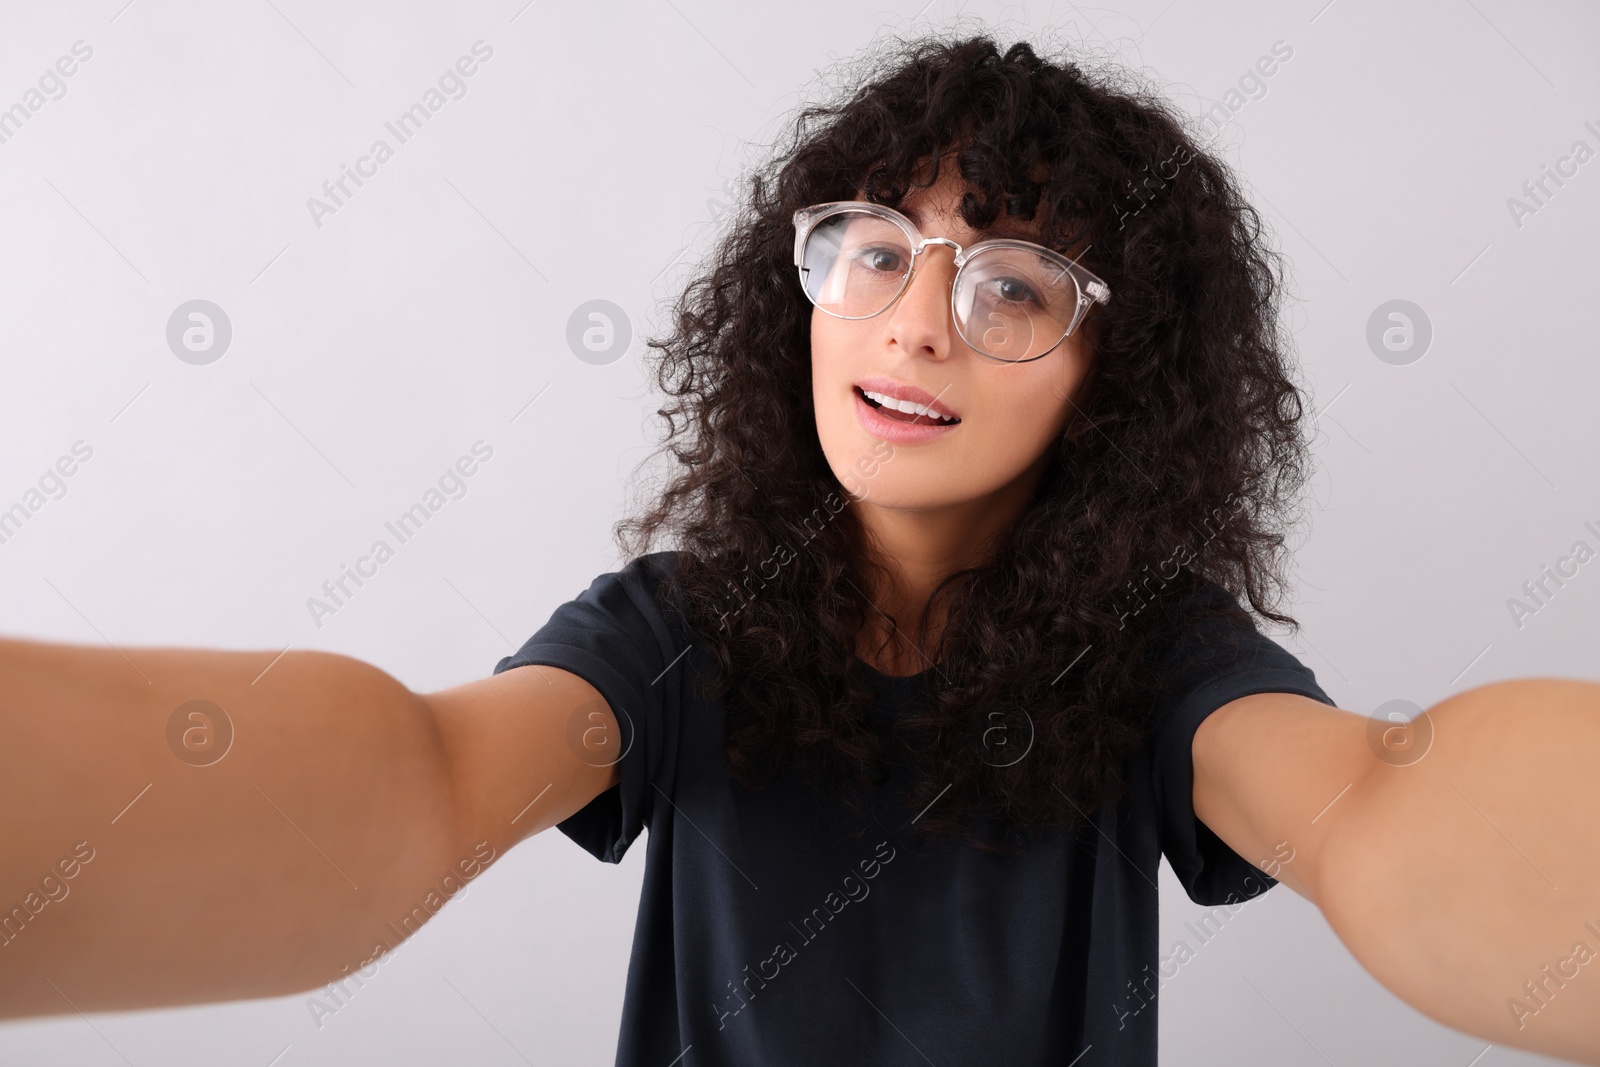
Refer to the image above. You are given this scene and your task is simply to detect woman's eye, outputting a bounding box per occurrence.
[856,247,905,273]
[994,277,1039,304]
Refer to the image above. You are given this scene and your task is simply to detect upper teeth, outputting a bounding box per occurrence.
[862,390,958,422]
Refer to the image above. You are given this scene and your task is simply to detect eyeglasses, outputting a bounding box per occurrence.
[791,200,1110,364]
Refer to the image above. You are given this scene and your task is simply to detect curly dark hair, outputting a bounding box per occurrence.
[616,29,1312,851]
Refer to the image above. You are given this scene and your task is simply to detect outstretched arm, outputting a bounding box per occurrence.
[0,637,617,1018]
[1194,679,1600,1065]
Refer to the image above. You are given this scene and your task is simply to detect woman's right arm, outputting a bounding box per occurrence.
[0,636,617,1018]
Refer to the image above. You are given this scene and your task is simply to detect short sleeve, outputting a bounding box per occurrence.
[491,553,686,863]
[1149,584,1335,905]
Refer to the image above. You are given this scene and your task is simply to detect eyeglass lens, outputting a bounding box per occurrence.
[799,209,1083,361]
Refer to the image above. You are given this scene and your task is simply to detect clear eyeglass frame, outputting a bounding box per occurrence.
[790,199,1112,364]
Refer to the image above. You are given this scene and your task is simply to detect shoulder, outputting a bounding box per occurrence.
[589,550,698,650]
[1147,580,1272,685]
[614,550,689,622]
[629,549,684,585]
[571,550,685,605]
[493,551,694,679]
[1169,579,1254,636]
[1142,579,1335,744]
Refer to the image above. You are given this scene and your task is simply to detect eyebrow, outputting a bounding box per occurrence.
[899,203,1043,244]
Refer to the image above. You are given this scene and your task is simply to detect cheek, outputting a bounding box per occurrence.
[810,310,848,395]
[809,314,875,476]
[1045,337,1093,405]
[988,359,1082,448]
[811,314,882,413]
[1040,343,1094,436]
[982,388,1064,468]
[950,354,1087,487]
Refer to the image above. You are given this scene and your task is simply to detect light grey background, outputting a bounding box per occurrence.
[1,0,1596,1063]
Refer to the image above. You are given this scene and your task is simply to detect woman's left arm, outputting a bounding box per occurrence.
[1193,679,1600,1065]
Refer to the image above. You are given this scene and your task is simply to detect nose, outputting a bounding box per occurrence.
[884,242,960,362]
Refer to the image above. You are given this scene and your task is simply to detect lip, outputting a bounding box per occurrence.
[853,385,961,445]
[853,377,961,420]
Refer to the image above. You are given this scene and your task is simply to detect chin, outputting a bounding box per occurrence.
[830,454,977,510]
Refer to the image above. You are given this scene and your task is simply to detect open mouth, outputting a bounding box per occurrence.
[854,386,961,425]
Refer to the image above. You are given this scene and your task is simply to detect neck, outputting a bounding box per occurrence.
[850,453,1051,676]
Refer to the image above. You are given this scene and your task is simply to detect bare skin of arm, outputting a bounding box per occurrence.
[1194,680,1600,1065]
[0,637,617,1019]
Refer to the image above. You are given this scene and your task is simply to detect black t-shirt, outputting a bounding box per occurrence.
[493,552,1334,1066]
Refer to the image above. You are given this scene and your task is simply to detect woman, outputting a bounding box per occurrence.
[3,32,1598,1067]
